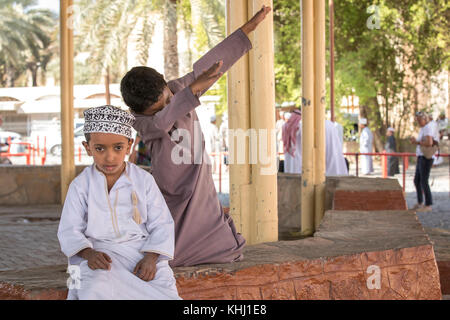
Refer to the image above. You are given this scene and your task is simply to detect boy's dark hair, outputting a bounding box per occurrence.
[120,66,167,114]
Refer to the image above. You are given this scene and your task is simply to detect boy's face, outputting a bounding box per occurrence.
[82,133,133,176]
[416,116,427,127]
[142,86,173,116]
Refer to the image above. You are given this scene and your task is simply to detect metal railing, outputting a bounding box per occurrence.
[344,152,450,194]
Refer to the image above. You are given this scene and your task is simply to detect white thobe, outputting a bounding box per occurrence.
[283,120,348,176]
[325,120,348,176]
[204,122,219,155]
[284,119,302,174]
[275,119,286,154]
[219,121,229,151]
[360,127,374,174]
[57,162,181,300]
[334,121,344,149]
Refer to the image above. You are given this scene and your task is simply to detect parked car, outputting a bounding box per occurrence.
[0,130,25,153]
[48,125,86,156]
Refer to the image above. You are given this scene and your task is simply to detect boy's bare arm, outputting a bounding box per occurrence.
[240,5,272,35]
[189,5,271,96]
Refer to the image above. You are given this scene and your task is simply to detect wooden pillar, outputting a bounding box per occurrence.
[248,0,278,244]
[60,0,75,203]
[227,0,278,244]
[301,0,315,236]
[329,0,335,122]
[314,0,326,229]
[226,0,252,241]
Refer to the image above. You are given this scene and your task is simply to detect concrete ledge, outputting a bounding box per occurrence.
[423,228,450,295]
[0,166,87,205]
[0,210,442,300]
[328,176,407,211]
[0,165,151,206]
[277,175,408,235]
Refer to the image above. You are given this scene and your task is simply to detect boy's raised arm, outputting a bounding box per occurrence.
[168,5,271,95]
[135,6,272,138]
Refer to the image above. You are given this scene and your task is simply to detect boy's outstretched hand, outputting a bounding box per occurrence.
[189,60,224,96]
[133,252,159,282]
[241,5,272,35]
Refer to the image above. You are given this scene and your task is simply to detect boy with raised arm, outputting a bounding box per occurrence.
[120,6,271,267]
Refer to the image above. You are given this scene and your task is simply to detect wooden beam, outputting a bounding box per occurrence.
[301,0,315,236]
[60,0,75,203]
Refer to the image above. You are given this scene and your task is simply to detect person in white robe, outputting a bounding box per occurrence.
[204,115,220,173]
[334,121,344,149]
[427,115,443,166]
[57,106,180,300]
[282,109,348,175]
[359,118,374,175]
[275,110,286,155]
[325,120,349,176]
[282,109,302,174]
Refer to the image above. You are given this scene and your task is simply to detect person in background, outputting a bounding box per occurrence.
[219,113,229,171]
[204,115,220,173]
[437,112,448,140]
[426,113,442,166]
[384,127,400,176]
[282,109,348,176]
[129,133,152,167]
[409,111,435,212]
[359,118,374,175]
[282,109,302,174]
[275,110,286,171]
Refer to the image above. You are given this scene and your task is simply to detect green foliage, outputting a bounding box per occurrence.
[0,0,57,87]
[333,0,449,143]
[273,0,301,105]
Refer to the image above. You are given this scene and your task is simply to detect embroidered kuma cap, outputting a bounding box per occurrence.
[83,105,135,139]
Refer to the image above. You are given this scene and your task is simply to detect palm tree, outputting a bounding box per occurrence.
[0,0,56,87]
[74,0,226,101]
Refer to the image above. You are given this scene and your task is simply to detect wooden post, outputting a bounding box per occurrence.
[301,0,315,236]
[248,0,278,244]
[314,0,326,229]
[227,0,252,241]
[227,0,278,244]
[60,0,75,203]
[329,0,335,122]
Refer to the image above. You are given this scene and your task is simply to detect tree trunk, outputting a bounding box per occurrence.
[30,65,38,87]
[163,0,179,80]
[362,98,385,152]
[5,65,16,87]
[104,67,111,105]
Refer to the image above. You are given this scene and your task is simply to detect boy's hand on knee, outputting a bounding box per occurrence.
[190,61,224,96]
[80,248,112,271]
[133,252,159,282]
[241,5,271,35]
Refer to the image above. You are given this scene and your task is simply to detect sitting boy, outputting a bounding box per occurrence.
[120,6,271,267]
[57,105,180,300]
